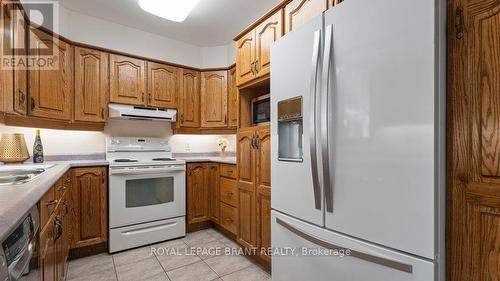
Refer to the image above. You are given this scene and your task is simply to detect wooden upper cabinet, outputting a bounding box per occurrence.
[201,70,228,128]
[255,10,282,77]
[284,0,327,34]
[178,69,200,128]
[109,54,146,106]
[70,167,107,248]
[13,8,27,115]
[236,30,256,86]
[74,47,109,122]
[29,32,73,120]
[228,67,238,128]
[147,62,178,109]
[187,163,209,224]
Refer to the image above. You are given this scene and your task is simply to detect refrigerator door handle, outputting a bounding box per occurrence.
[276,217,414,274]
[321,24,334,213]
[309,29,322,210]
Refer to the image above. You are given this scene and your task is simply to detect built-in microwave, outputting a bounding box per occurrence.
[252,94,270,125]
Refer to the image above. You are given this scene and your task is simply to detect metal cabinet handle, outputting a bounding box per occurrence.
[254,59,259,74]
[226,192,234,197]
[18,89,25,104]
[276,217,413,274]
[309,29,322,210]
[30,97,36,111]
[142,92,145,103]
[55,218,63,240]
[46,199,58,207]
[224,218,233,223]
[101,108,105,119]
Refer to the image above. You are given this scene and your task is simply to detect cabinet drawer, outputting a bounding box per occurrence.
[220,164,237,179]
[220,203,238,234]
[220,178,238,207]
[40,185,57,228]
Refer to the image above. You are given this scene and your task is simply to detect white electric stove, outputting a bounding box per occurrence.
[106,137,186,253]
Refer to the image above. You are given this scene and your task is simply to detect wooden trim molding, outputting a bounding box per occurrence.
[3,114,105,131]
[172,126,237,135]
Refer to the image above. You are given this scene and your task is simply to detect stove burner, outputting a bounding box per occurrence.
[152,158,176,161]
[114,159,139,163]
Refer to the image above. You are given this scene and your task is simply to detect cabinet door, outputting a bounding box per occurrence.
[255,10,282,77]
[207,163,220,223]
[236,30,256,86]
[109,54,146,105]
[237,128,257,248]
[13,7,27,115]
[39,216,56,281]
[201,70,228,128]
[228,67,238,128]
[284,0,327,34]
[74,47,108,122]
[178,69,200,128]
[70,167,107,248]
[29,32,73,120]
[147,62,178,109]
[187,163,209,224]
[256,126,271,262]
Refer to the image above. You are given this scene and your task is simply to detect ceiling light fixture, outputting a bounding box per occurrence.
[138,0,198,22]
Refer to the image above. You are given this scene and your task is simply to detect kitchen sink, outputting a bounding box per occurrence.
[0,164,55,186]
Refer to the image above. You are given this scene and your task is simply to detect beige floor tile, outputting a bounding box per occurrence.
[115,257,168,281]
[205,228,226,240]
[156,245,202,271]
[166,261,218,281]
[220,265,271,281]
[204,254,252,276]
[113,246,154,266]
[189,239,228,260]
[218,237,241,251]
[67,254,116,280]
[182,230,219,246]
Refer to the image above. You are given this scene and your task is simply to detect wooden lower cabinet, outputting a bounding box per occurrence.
[38,171,72,281]
[237,187,257,248]
[187,163,210,224]
[207,164,220,223]
[70,167,108,248]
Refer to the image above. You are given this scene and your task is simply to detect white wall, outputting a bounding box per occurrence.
[0,122,236,156]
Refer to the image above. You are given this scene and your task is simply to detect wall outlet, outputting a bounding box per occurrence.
[185,143,191,152]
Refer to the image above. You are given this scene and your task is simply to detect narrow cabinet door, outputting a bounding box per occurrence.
[207,163,220,223]
[178,69,200,128]
[109,54,146,106]
[74,47,109,122]
[13,7,27,115]
[237,128,257,248]
[228,67,238,128]
[284,0,327,34]
[147,62,178,109]
[201,70,228,128]
[256,126,271,262]
[187,163,209,223]
[29,31,73,120]
[71,167,107,248]
[255,10,282,77]
[236,30,256,86]
[39,216,56,281]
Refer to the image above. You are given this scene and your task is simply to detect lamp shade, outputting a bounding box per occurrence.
[0,133,30,164]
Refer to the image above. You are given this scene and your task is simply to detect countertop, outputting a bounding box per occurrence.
[0,160,109,240]
[179,157,237,165]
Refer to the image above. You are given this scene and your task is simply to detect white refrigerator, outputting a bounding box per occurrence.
[270,0,446,280]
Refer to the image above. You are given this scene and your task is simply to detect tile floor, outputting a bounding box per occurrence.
[66,229,271,281]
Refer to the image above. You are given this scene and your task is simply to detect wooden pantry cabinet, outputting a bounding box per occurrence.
[236,10,282,86]
[70,167,108,248]
[284,0,328,34]
[178,69,201,128]
[236,126,271,257]
[29,31,73,120]
[109,54,147,106]
[74,47,109,122]
[201,70,228,128]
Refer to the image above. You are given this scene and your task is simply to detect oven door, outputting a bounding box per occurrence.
[109,166,186,228]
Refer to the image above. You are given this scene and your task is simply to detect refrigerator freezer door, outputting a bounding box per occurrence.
[322,0,438,259]
[270,15,324,226]
[272,211,435,281]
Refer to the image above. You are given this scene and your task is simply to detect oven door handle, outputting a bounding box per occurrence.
[109,167,186,175]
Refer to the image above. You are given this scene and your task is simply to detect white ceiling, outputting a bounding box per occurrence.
[54,0,282,47]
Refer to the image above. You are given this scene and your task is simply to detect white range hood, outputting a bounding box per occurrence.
[108,103,176,122]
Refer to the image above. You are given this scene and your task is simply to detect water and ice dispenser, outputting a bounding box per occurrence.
[277,96,303,162]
